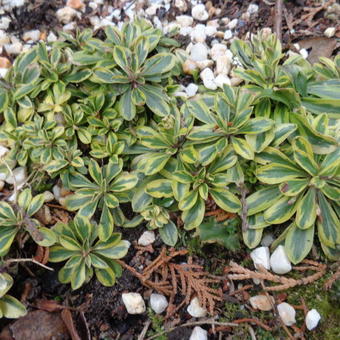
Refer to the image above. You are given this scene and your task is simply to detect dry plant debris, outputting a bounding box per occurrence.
[226,260,327,291]
[118,247,222,315]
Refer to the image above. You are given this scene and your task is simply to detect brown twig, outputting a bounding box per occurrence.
[232,318,272,331]
[3,258,54,271]
[274,0,283,41]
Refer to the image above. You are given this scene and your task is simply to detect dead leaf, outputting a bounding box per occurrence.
[298,37,337,64]
[33,245,49,265]
[35,299,65,312]
[61,309,81,340]
[9,310,69,340]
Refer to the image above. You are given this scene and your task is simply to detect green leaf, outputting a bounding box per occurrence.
[243,228,263,249]
[110,173,138,192]
[296,188,316,229]
[117,89,136,121]
[256,163,306,184]
[231,136,254,160]
[94,239,130,259]
[179,190,198,211]
[142,53,175,76]
[27,194,45,217]
[182,197,205,230]
[237,118,274,134]
[264,195,297,224]
[0,295,27,318]
[247,186,282,215]
[95,266,116,286]
[137,153,171,176]
[139,84,170,117]
[159,220,178,246]
[146,179,173,198]
[279,178,309,196]
[209,188,241,213]
[49,245,75,262]
[285,223,314,264]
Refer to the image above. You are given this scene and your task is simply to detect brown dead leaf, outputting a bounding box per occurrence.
[33,245,49,265]
[298,37,337,64]
[8,310,69,340]
[61,309,81,340]
[35,299,65,312]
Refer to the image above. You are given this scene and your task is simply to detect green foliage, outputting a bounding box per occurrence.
[49,215,129,290]
[0,273,27,319]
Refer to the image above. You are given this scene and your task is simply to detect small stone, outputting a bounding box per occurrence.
[230,77,243,86]
[210,43,227,61]
[39,31,47,41]
[43,191,55,203]
[324,27,336,38]
[0,17,11,30]
[183,59,199,75]
[250,247,270,270]
[192,4,209,21]
[63,22,76,31]
[186,83,198,97]
[205,25,217,36]
[56,7,78,24]
[261,233,274,247]
[207,19,219,27]
[47,32,58,43]
[200,68,217,90]
[5,167,27,187]
[138,231,155,246]
[228,19,238,30]
[300,48,308,59]
[249,295,274,311]
[145,4,160,16]
[214,74,231,88]
[0,145,9,157]
[175,0,188,12]
[4,42,23,55]
[190,43,208,61]
[247,4,259,15]
[305,309,321,330]
[277,303,296,326]
[176,15,194,27]
[23,30,41,42]
[52,185,61,201]
[270,245,292,275]
[150,293,168,314]
[215,55,232,75]
[224,30,233,40]
[192,24,206,43]
[60,187,72,197]
[180,26,193,36]
[262,27,272,39]
[0,180,4,191]
[0,57,12,69]
[0,30,10,46]
[122,293,146,314]
[189,326,208,340]
[35,205,52,225]
[196,59,214,70]
[67,0,84,9]
[187,297,207,318]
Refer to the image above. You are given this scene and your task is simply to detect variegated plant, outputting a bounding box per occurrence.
[49,215,129,290]
[246,136,340,263]
[65,159,138,241]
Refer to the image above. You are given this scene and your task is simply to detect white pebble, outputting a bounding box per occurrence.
[192,24,206,43]
[247,4,259,15]
[249,295,274,311]
[56,7,78,24]
[189,326,208,340]
[278,302,296,326]
[138,231,156,246]
[0,145,9,158]
[205,25,217,36]
[186,83,198,97]
[176,15,194,27]
[0,17,11,30]
[187,297,207,318]
[261,234,274,247]
[324,27,336,38]
[192,4,209,21]
[122,293,146,314]
[250,247,270,270]
[5,167,27,187]
[214,74,231,88]
[43,191,55,203]
[22,30,41,42]
[210,43,227,61]
[305,309,321,330]
[224,30,233,40]
[196,59,214,70]
[215,55,232,75]
[175,0,188,12]
[190,43,208,61]
[270,245,292,275]
[47,32,58,43]
[150,293,168,314]
[300,48,308,59]
[52,184,62,201]
[228,19,238,30]
[0,30,10,46]
[180,26,193,36]
[200,68,217,90]
[4,42,23,55]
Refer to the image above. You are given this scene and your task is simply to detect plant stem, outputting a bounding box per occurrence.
[4,258,54,271]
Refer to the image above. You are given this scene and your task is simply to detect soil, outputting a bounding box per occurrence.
[0,0,339,339]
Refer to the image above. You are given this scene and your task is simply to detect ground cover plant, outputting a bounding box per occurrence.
[0,19,339,324]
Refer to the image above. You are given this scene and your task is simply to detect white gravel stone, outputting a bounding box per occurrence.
[190,43,208,61]
[187,297,207,318]
[192,4,209,21]
[52,184,62,201]
[0,30,10,46]
[43,191,55,203]
[261,234,274,247]
[0,17,11,30]
[0,145,9,158]
[300,48,308,59]
[0,68,8,78]
[138,231,156,246]
[5,167,27,187]
[215,55,232,75]
[215,74,231,88]
[200,68,217,90]
[4,42,23,55]
[192,24,206,43]
[180,26,193,36]
[278,303,296,326]
[122,293,146,314]
[186,83,198,97]
[247,4,259,15]
[146,4,160,16]
[270,245,292,275]
[56,7,78,24]
[249,295,274,311]
[250,247,270,270]
[205,25,217,36]
[47,32,58,43]
[0,171,7,181]
[228,18,238,29]
[196,59,214,70]
[176,15,194,27]
[224,29,233,40]
[150,293,168,314]
[324,27,336,38]
[183,59,198,74]
[305,309,321,330]
[175,0,188,12]
[23,30,41,42]
[210,43,227,61]
[190,326,208,340]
